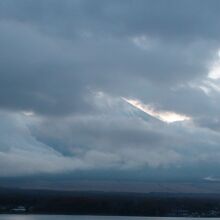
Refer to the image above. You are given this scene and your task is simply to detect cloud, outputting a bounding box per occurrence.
[0,4,217,117]
[0,111,88,176]
[1,1,220,179]
[123,97,190,123]
[1,93,220,178]
[204,176,220,182]
[0,108,183,176]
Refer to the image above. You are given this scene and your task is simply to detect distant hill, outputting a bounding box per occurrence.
[1,180,220,194]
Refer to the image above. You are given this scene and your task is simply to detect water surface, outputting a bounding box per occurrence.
[0,216,144,220]
[0,216,219,220]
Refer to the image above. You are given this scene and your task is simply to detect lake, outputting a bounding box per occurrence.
[0,216,218,220]
[0,216,145,220]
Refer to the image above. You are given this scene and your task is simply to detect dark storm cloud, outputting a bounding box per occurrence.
[0,0,219,115]
[0,0,220,178]
[0,19,216,115]
[1,0,220,40]
[0,20,93,115]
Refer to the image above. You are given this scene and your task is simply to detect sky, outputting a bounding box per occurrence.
[1,0,220,185]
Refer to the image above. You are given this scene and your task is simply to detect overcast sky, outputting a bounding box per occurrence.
[1,0,220,182]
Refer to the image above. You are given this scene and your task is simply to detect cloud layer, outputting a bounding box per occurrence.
[1,0,220,179]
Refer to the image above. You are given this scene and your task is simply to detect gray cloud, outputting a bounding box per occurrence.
[0,19,216,117]
[0,95,219,177]
[0,1,220,179]
[1,0,220,41]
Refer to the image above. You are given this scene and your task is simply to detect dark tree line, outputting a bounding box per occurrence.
[1,188,220,217]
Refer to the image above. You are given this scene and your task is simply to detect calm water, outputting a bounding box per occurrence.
[0,216,219,220]
[0,216,145,220]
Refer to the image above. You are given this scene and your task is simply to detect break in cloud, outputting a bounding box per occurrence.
[1,0,220,179]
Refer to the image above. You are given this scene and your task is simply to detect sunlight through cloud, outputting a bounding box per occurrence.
[122,98,190,123]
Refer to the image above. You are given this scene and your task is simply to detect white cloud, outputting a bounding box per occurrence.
[204,176,220,182]
[208,62,220,80]
[131,35,157,50]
